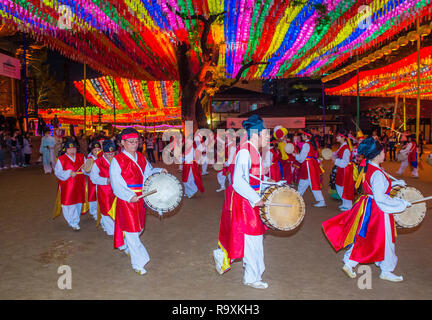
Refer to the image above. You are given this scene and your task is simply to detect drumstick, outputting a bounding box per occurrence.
[137,189,157,199]
[267,203,293,208]
[409,195,432,205]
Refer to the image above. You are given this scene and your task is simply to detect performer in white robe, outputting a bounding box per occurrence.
[396,134,419,178]
[295,130,326,207]
[40,129,56,174]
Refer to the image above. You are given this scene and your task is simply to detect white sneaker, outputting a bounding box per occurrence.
[72,226,80,231]
[342,264,356,278]
[134,268,147,275]
[243,281,269,289]
[380,272,403,282]
[313,201,327,208]
[216,187,225,193]
[213,250,224,275]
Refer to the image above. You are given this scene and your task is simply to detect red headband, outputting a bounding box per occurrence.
[122,133,139,140]
[338,133,347,139]
[303,131,312,137]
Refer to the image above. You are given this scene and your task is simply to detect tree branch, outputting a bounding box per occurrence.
[218,61,269,93]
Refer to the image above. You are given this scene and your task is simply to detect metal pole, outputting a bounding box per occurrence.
[23,34,29,132]
[83,63,87,135]
[356,55,360,130]
[111,77,116,132]
[322,82,326,136]
[416,18,421,145]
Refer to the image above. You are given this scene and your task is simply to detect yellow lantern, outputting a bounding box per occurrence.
[389,41,399,51]
[382,46,392,55]
[397,36,409,47]
[419,25,431,37]
[407,31,419,42]
[374,50,384,59]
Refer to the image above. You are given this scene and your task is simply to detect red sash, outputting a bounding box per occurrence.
[113,152,147,248]
[58,153,86,205]
[299,141,321,190]
[94,156,115,216]
[335,144,355,200]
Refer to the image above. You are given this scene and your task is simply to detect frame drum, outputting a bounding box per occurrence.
[142,172,183,214]
[321,148,333,160]
[260,185,305,231]
[396,152,408,162]
[390,186,426,228]
[213,163,224,171]
[284,143,294,154]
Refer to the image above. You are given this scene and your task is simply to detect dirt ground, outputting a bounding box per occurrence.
[0,153,431,300]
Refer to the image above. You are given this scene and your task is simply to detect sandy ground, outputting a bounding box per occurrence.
[0,154,431,300]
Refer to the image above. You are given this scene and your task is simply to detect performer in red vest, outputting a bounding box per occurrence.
[53,138,86,231]
[109,128,167,275]
[84,140,101,221]
[182,136,205,198]
[268,140,282,182]
[396,134,419,178]
[322,137,410,282]
[90,139,117,236]
[333,129,355,211]
[295,129,326,207]
[213,115,271,289]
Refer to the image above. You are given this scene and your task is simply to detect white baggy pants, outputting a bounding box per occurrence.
[124,230,150,272]
[335,185,353,209]
[100,215,115,236]
[62,203,82,229]
[184,169,198,198]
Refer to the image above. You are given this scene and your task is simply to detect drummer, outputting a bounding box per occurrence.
[90,139,117,236]
[295,129,326,208]
[322,137,411,282]
[109,128,167,275]
[53,138,86,231]
[333,129,355,211]
[213,115,272,289]
[396,134,419,178]
[182,134,205,198]
[84,140,102,221]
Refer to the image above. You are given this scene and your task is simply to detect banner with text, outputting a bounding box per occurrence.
[0,53,21,80]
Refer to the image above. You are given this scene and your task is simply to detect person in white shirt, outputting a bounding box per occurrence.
[109,128,167,275]
[214,115,275,289]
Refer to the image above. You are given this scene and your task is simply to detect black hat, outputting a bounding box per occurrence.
[358,137,383,160]
[63,138,78,150]
[89,140,102,150]
[102,139,117,153]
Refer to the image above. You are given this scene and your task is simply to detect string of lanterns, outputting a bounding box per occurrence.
[1,1,430,80]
